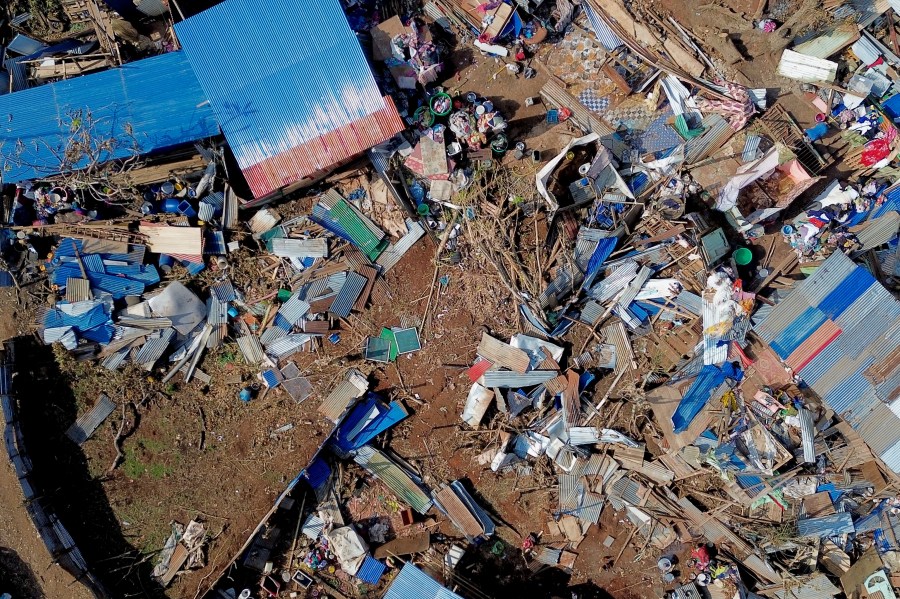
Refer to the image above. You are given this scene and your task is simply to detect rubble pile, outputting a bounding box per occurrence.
[11,0,900,598]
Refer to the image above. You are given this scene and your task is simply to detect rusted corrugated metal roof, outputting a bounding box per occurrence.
[434,486,483,537]
[792,24,860,58]
[477,333,531,373]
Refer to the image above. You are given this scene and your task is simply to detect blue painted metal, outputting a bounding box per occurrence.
[818,266,876,319]
[797,512,854,537]
[672,364,742,433]
[798,340,845,386]
[331,395,408,455]
[175,0,401,198]
[583,2,624,51]
[770,306,828,359]
[383,563,464,599]
[356,556,386,585]
[303,456,331,490]
[0,52,218,183]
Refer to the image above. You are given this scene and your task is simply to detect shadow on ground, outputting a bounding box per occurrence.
[14,337,167,598]
[0,547,44,599]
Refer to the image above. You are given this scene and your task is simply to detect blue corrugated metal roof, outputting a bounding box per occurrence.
[818,266,876,319]
[356,556,386,585]
[304,456,331,490]
[175,0,401,198]
[0,52,218,183]
[384,563,463,599]
[770,306,828,359]
[797,512,854,537]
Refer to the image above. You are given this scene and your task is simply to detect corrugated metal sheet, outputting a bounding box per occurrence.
[65,394,116,445]
[819,266,877,319]
[567,427,601,445]
[376,219,426,272]
[270,238,329,258]
[835,281,889,331]
[329,272,367,318]
[319,371,368,422]
[610,477,642,506]
[477,333,530,373]
[532,546,562,566]
[355,556,386,584]
[354,446,433,514]
[797,512,854,537]
[383,562,463,599]
[583,2,623,50]
[785,319,841,372]
[742,134,761,163]
[236,335,266,364]
[854,211,900,251]
[770,306,828,359]
[777,49,838,82]
[209,280,236,302]
[65,278,91,303]
[434,486,484,537]
[685,114,731,164]
[0,52,217,183]
[102,345,131,370]
[589,260,638,303]
[134,328,174,366]
[206,297,227,326]
[755,286,810,342]
[480,370,558,387]
[175,0,405,199]
[793,24,859,58]
[278,294,311,327]
[798,407,816,463]
[673,367,733,433]
[265,333,311,359]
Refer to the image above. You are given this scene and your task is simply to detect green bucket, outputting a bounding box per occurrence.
[733,247,753,266]
[277,288,293,302]
[430,92,452,117]
[414,106,434,127]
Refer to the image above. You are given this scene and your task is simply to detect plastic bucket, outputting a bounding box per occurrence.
[430,92,452,116]
[490,134,508,154]
[733,247,753,266]
[414,106,434,127]
[161,198,180,213]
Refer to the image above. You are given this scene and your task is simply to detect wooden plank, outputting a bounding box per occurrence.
[602,63,631,94]
[372,531,430,559]
[139,224,202,255]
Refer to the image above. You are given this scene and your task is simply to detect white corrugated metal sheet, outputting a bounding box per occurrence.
[777,50,838,82]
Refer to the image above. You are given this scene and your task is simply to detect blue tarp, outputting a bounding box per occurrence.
[672,363,742,433]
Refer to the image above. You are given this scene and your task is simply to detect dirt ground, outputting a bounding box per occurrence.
[0,1,845,598]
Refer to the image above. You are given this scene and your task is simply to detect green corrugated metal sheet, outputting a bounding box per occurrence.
[331,200,388,261]
[355,446,432,513]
